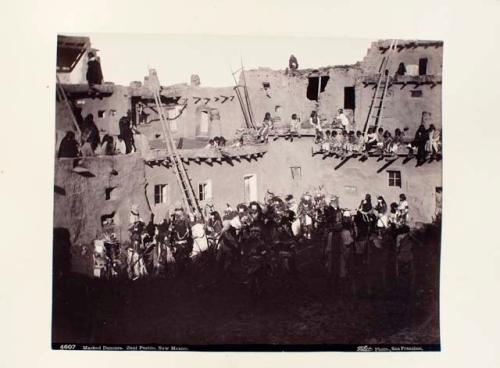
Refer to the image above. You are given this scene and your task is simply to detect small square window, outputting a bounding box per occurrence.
[263,82,271,89]
[411,90,423,98]
[154,184,168,204]
[198,180,212,201]
[98,110,106,118]
[388,170,402,187]
[290,166,302,180]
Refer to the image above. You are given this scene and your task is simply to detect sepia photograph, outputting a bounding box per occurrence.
[52,33,443,351]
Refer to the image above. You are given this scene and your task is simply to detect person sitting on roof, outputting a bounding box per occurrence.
[397,194,409,225]
[382,130,394,155]
[288,113,302,141]
[364,126,378,152]
[352,130,365,155]
[310,111,323,142]
[257,112,273,143]
[335,109,351,132]
[96,134,115,156]
[204,139,215,149]
[340,130,352,158]
[289,54,299,70]
[426,124,441,158]
[375,128,385,150]
[331,130,344,157]
[344,130,356,157]
[318,130,332,156]
[58,131,80,158]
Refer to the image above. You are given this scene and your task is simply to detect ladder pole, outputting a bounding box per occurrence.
[240,61,256,128]
[56,76,82,140]
[234,86,251,128]
[231,67,252,129]
[362,39,397,135]
[149,71,204,220]
[376,40,398,128]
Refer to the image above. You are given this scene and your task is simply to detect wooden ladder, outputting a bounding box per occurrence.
[231,61,256,129]
[56,75,82,140]
[362,39,399,135]
[148,69,204,220]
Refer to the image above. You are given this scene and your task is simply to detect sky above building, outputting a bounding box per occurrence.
[84,33,374,87]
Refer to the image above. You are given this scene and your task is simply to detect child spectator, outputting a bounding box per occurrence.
[426,124,441,158]
[204,139,215,149]
[322,130,332,153]
[336,108,351,132]
[365,126,378,151]
[397,194,409,225]
[289,113,301,141]
[352,130,365,155]
[309,111,323,140]
[331,130,343,157]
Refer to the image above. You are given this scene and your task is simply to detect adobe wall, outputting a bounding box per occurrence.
[361,40,443,76]
[357,83,442,136]
[53,154,151,250]
[145,139,442,224]
[242,67,365,128]
[357,40,443,136]
[240,68,317,126]
[136,84,245,142]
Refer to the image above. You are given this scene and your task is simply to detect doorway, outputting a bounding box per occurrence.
[419,58,428,75]
[244,174,257,202]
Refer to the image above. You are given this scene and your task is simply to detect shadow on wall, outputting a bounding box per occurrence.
[53,227,72,278]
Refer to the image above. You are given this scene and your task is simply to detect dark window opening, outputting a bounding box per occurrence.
[105,187,119,201]
[411,90,423,98]
[97,110,106,118]
[306,76,330,101]
[388,170,402,187]
[262,82,270,89]
[344,87,355,110]
[419,58,428,75]
[154,184,168,205]
[100,212,116,226]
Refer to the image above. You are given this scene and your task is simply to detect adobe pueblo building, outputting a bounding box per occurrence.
[54,36,443,255]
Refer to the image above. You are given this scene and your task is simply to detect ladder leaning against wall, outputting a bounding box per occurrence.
[148,69,204,220]
[56,75,82,141]
[362,39,399,136]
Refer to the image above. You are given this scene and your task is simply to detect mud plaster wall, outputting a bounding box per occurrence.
[240,69,317,126]
[137,85,245,142]
[76,85,132,136]
[357,83,442,136]
[145,139,442,224]
[361,41,443,76]
[358,42,443,136]
[53,154,151,249]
